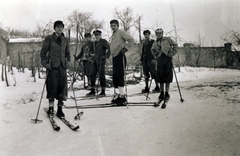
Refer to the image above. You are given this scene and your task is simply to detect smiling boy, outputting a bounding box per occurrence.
[40,20,70,118]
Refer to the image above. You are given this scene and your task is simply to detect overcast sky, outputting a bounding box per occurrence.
[0,0,239,46]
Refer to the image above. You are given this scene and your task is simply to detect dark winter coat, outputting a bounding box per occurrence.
[76,40,94,61]
[93,38,111,64]
[141,39,155,61]
[40,33,70,68]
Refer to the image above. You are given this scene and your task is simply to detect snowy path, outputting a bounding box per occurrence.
[0,67,240,156]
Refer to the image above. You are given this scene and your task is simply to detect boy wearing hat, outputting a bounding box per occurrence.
[151,28,178,102]
[75,33,94,88]
[109,19,135,105]
[141,30,160,93]
[86,30,111,97]
[40,20,70,118]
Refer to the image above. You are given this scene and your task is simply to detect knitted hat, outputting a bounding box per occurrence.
[110,19,119,26]
[54,20,64,29]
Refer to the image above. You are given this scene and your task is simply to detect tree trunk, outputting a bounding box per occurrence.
[2,64,4,81]
[5,59,9,86]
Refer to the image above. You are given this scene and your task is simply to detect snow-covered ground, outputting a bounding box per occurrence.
[0,66,240,156]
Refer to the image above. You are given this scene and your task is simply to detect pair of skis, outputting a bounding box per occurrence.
[44,107,82,131]
[70,94,112,101]
[157,98,169,109]
[64,101,159,109]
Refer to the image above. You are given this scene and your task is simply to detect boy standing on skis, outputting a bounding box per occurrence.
[151,28,178,102]
[75,33,94,89]
[40,20,70,118]
[109,19,134,105]
[86,30,111,97]
[140,30,160,93]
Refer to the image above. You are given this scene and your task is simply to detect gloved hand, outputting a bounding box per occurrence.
[119,47,128,54]
[104,53,111,59]
[151,59,157,65]
[167,52,174,57]
[45,63,52,71]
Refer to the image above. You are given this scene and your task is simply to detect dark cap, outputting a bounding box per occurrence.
[54,20,64,29]
[110,19,119,26]
[93,30,102,35]
[155,28,164,34]
[84,33,91,38]
[143,30,151,35]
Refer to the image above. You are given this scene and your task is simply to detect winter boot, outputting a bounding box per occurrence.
[114,95,127,106]
[141,87,149,93]
[165,92,170,101]
[86,88,95,96]
[47,107,54,117]
[152,86,160,93]
[56,106,65,119]
[98,88,106,97]
[158,92,165,101]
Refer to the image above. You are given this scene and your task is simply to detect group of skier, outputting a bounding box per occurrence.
[40,20,178,118]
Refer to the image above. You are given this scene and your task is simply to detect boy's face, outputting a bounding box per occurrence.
[94,34,101,41]
[155,30,163,38]
[55,24,64,34]
[144,33,150,39]
[85,36,91,41]
[110,23,118,32]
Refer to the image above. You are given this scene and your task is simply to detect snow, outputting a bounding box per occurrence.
[0,65,240,156]
[9,38,43,43]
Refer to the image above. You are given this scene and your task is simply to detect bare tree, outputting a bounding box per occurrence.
[220,30,240,64]
[67,10,104,42]
[192,31,206,67]
[35,20,54,38]
[220,30,240,51]
[113,7,138,32]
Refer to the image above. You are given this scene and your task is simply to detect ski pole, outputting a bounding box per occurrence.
[31,69,49,123]
[95,52,103,101]
[72,88,84,120]
[68,57,84,89]
[122,54,129,108]
[172,64,184,103]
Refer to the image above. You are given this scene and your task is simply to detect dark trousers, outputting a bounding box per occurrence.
[90,61,106,88]
[82,60,91,77]
[46,63,67,101]
[156,53,173,83]
[113,53,127,88]
[142,59,157,80]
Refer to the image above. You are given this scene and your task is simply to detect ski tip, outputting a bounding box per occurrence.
[153,102,160,107]
[73,125,80,131]
[54,127,61,131]
[161,103,167,109]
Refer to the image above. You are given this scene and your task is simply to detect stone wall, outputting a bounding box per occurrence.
[6,41,240,69]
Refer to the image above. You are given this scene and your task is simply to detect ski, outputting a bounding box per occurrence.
[157,99,164,105]
[161,99,169,109]
[70,94,112,101]
[64,101,159,109]
[54,110,80,131]
[44,108,60,131]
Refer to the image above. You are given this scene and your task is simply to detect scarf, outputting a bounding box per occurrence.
[53,32,65,45]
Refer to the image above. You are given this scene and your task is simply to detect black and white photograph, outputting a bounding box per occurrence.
[0,0,240,155]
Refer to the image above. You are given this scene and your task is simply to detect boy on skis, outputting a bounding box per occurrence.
[40,20,70,118]
[86,30,111,97]
[151,28,178,102]
[75,33,94,89]
[140,30,160,93]
[109,19,134,105]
